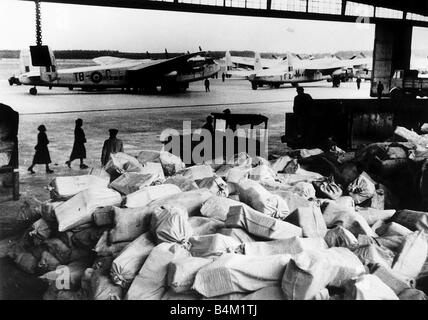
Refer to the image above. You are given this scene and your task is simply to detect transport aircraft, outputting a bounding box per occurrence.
[16,45,220,95]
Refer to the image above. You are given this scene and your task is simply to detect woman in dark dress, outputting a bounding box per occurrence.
[28,125,54,174]
[65,118,88,169]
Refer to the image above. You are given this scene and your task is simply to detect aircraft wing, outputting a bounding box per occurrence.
[93,56,136,65]
[126,51,208,83]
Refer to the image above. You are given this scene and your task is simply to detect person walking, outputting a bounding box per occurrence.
[222,72,226,82]
[101,129,124,166]
[66,118,88,169]
[356,76,362,90]
[204,78,210,92]
[377,81,384,99]
[28,125,54,174]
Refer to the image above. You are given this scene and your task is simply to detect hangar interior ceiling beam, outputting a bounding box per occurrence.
[18,0,428,27]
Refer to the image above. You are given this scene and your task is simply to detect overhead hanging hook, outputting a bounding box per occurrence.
[35,0,42,46]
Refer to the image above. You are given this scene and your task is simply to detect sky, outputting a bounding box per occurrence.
[0,0,427,54]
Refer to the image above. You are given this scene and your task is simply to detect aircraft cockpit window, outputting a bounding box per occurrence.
[25,66,30,72]
[46,66,51,72]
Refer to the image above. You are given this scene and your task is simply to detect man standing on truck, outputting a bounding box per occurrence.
[377,81,384,99]
[293,86,313,146]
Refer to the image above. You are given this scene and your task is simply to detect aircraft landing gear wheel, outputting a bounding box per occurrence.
[292,82,298,88]
[8,79,13,86]
[251,82,257,90]
[68,86,73,91]
[29,87,37,95]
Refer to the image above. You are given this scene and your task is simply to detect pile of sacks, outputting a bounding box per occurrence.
[4,149,428,300]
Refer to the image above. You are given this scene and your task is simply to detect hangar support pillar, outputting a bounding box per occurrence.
[371,22,413,97]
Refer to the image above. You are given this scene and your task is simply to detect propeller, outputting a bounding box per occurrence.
[165,49,169,59]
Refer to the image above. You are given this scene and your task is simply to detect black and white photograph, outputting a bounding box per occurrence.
[1,0,428,305]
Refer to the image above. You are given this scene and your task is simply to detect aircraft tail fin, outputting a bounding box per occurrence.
[254,52,262,72]
[225,51,233,71]
[19,48,32,74]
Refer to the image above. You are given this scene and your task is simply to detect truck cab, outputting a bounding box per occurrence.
[390,69,428,99]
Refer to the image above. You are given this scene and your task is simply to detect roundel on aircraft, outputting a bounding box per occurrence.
[90,71,102,83]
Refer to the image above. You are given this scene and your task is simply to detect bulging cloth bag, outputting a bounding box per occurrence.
[111,232,155,288]
[285,203,327,238]
[159,151,185,176]
[109,206,152,243]
[237,179,290,220]
[392,231,428,279]
[192,253,292,298]
[164,176,199,191]
[147,189,212,217]
[200,196,243,221]
[49,175,109,201]
[55,187,122,232]
[167,256,214,293]
[108,172,159,195]
[281,247,365,300]
[243,236,327,256]
[225,205,302,240]
[188,216,224,236]
[312,178,343,200]
[124,184,181,208]
[104,152,143,175]
[150,205,193,246]
[182,165,214,181]
[125,242,190,300]
[197,176,229,198]
[392,209,428,233]
[343,274,399,300]
[347,172,376,205]
[324,225,358,249]
[188,234,241,258]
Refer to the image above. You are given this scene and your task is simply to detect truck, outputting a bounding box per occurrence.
[389,69,428,99]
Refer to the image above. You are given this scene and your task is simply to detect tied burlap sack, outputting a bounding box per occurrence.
[94,231,130,257]
[343,274,399,300]
[322,202,377,238]
[159,151,185,176]
[150,205,193,246]
[182,165,214,181]
[285,204,327,238]
[347,172,376,205]
[109,206,152,243]
[281,247,365,300]
[248,165,276,183]
[189,234,241,258]
[392,209,428,233]
[139,162,165,182]
[376,222,413,237]
[55,187,122,232]
[164,176,199,191]
[270,156,293,173]
[243,236,327,256]
[200,196,243,221]
[197,176,229,197]
[124,184,181,208]
[49,175,110,201]
[352,243,396,269]
[356,207,396,226]
[29,218,52,244]
[312,178,343,200]
[188,216,225,236]
[192,253,291,298]
[147,189,212,217]
[392,231,428,279]
[108,172,159,195]
[111,232,155,288]
[125,242,190,300]
[324,226,358,249]
[167,256,213,293]
[38,251,61,273]
[237,179,290,220]
[104,152,142,175]
[82,268,123,300]
[225,205,302,240]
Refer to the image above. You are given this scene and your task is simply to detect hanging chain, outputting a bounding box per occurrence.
[35,0,42,46]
